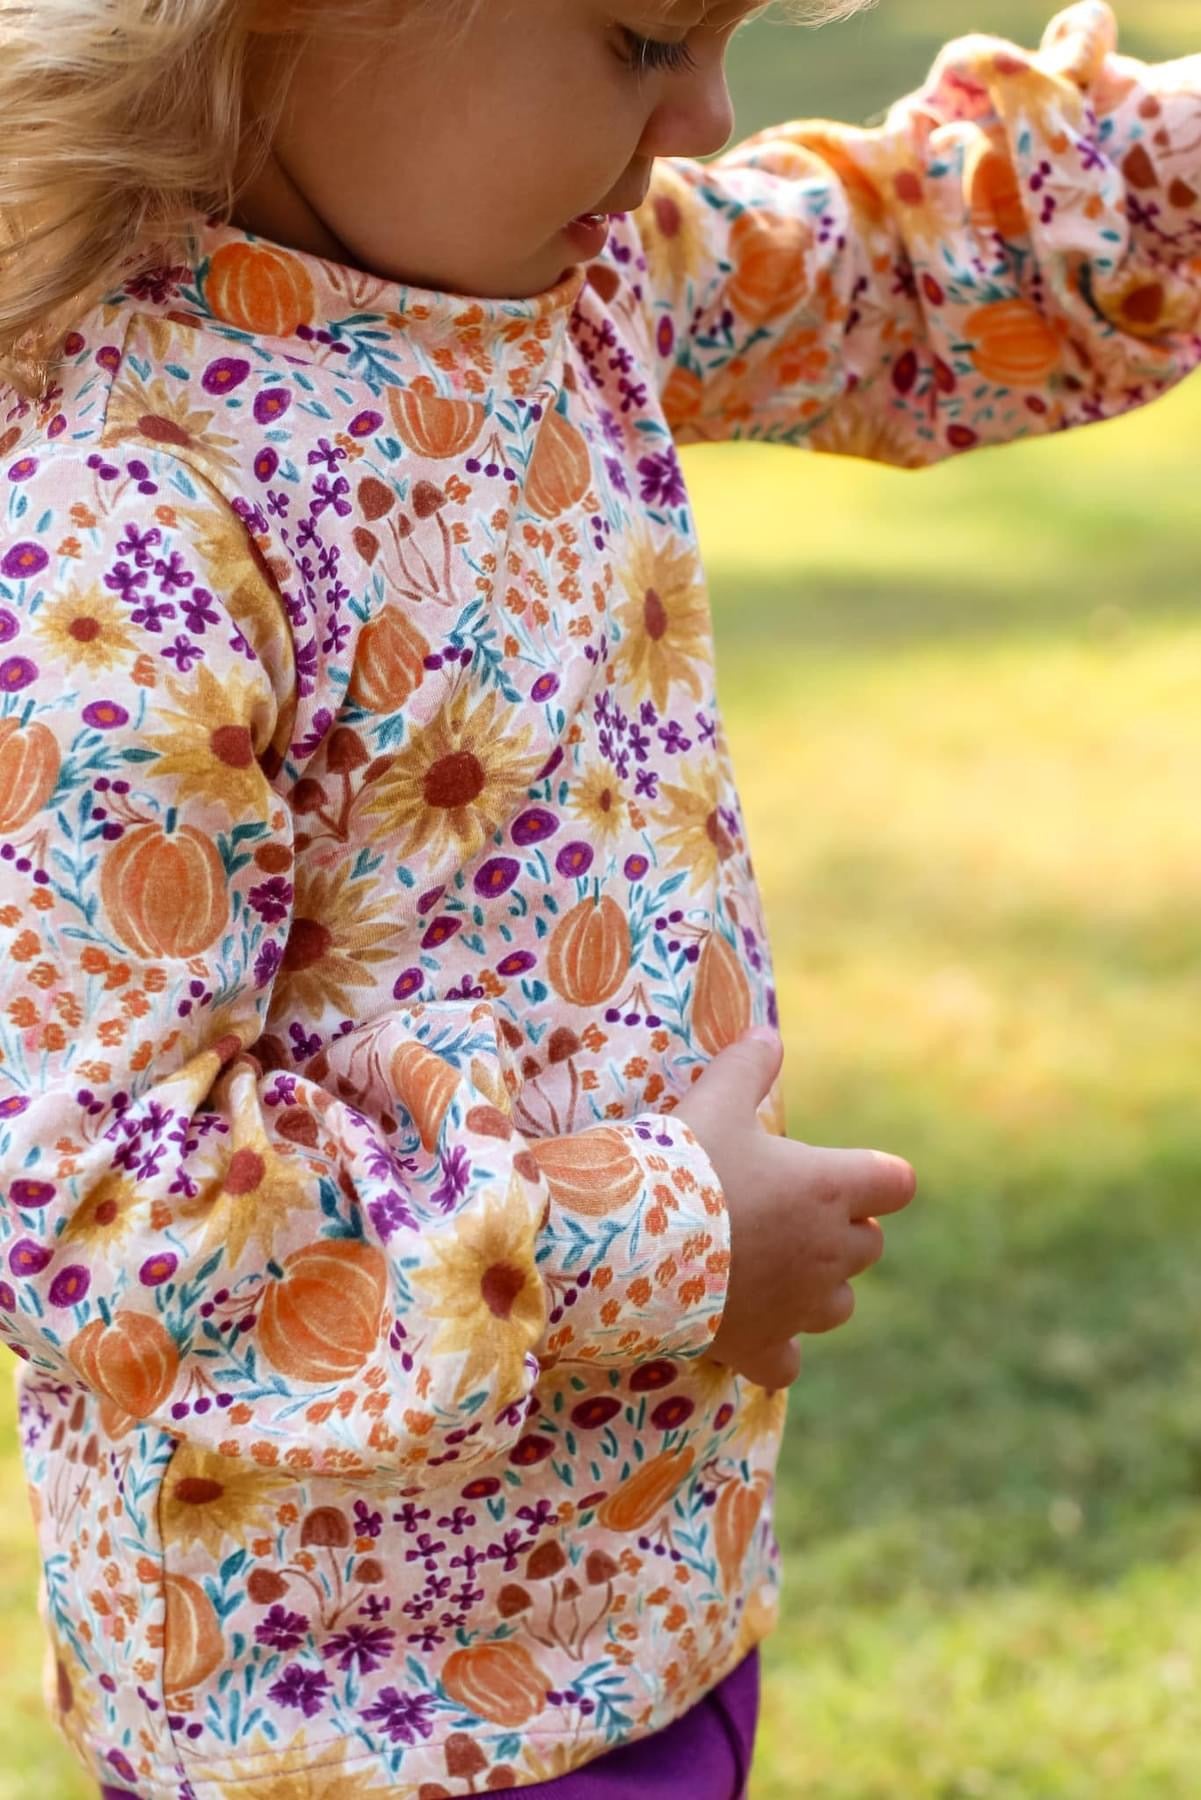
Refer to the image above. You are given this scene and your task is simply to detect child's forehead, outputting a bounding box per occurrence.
[640,0,770,21]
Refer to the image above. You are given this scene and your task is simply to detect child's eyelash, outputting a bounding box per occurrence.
[620,30,699,77]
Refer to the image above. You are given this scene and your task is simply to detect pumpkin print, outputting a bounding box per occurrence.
[258,1240,388,1383]
[964,299,1062,387]
[0,717,59,833]
[204,240,316,337]
[67,1310,180,1418]
[693,929,752,1056]
[2,9,1198,1785]
[526,401,592,519]
[597,1446,697,1532]
[387,377,486,458]
[162,1572,225,1696]
[528,1127,642,1216]
[100,820,229,958]
[714,1471,773,1594]
[967,144,1029,241]
[547,895,631,1006]
[389,1039,459,1151]
[441,1639,551,1727]
[347,605,429,712]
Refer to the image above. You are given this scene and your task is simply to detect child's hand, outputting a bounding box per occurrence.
[675,1028,916,1391]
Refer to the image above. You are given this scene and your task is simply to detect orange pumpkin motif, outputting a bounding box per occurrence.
[441,1639,550,1728]
[662,364,705,431]
[727,207,812,327]
[100,821,229,959]
[0,718,60,834]
[258,1239,387,1384]
[348,606,430,714]
[597,1445,696,1533]
[968,146,1029,241]
[547,896,630,1007]
[526,403,592,521]
[67,1310,180,1419]
[964,300,1062,387]
[713,1471,772,1594]
[389,1040,459,1152]
[528,1128,642,1217]
[162,1573,224,1696]
[692,931,751,1057]
[387,377,486,459]
[204,241,316,338]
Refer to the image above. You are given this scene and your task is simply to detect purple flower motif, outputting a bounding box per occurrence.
[10,1178,54,1209]
[162,634,203,673]
[0,608,18,643]
[636,445,687,509]
[306,437,346,473]
[359,1686,436,1746]
[103,560,148,606]
[473,856,519,899]
[0,656,36,691]
[201,356,251,396]
[321,1623,396,1674]
[139,1251,178,1286]
[130,595,176,634]
[253,938,283,989]
[420,915,461,951]
[295,635,318,697]
[309,473,351,518]
[116,522,162,567]
[179,587,218,634]
[256,1607,310,1653]
[555,840,594,880]
[154,550,194,596]
[604,455,631,498]
[47,1265,90,1308]
[7,457,38,482]
[0,1095,31,1119]
[367,1188,416,1243]
[1,542,48,581]
[106,1747,140,1784]
[348,409,383,437]
[254,447,280,484]
[530,672,560,703]
[392,967,424,1003]
[496,950,536,978]
[0,1281,16,1310]
[430,1145,471,1214]
[624,853,649,880]
[511,806,558,846]
[82,699,130,732]
[253,387,292,424]
[267,1663,331,1718]
[248,875,293,923]
[8,1239,53,1277]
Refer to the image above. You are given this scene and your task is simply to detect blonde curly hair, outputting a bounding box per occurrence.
[0,0,869,397]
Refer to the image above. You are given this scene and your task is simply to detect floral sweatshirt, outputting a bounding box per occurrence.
[1,5,1198,1795]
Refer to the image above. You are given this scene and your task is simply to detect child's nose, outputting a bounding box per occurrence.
[642,67,736,163]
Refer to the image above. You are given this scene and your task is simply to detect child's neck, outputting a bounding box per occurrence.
[231,143,351,266]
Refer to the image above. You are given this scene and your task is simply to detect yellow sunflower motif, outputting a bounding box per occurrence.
[141,661,274,819]
[568,763,629,846]
[211,1728,396,1797]
[613,530,711,714]
[35,585,137,674]
[734,1381,789,1447]
[362,685,543,864]
[273,861,405,1019]
[57,1170,144,1255]
[160,1440,292,1558]
[175,1123,305,1272]
[654,763,735,896]
[633,160,710,304]
[173,497,298,681]
[99,370,243,482]
[808,394,926,470]
[413,1178,545,1407]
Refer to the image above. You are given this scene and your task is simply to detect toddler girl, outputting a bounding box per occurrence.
[0,0,1197,1794]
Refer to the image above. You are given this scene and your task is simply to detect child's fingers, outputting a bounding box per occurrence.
[802,1144,916,1219]
[846,1216,885,1275]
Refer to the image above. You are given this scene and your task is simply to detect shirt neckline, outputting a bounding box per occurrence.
[181,215,591,344]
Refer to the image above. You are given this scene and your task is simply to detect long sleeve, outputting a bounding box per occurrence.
[628,0,1201,462]
[0,445,728,1486]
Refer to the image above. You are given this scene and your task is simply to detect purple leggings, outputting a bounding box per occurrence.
[516,1650,760,1799]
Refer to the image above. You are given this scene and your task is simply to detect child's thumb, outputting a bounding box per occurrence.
[691,1026,783,1115]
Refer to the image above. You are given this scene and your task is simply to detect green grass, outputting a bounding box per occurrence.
[3,4,1201,1796]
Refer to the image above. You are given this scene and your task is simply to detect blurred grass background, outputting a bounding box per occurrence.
[3,3,1200,1796]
